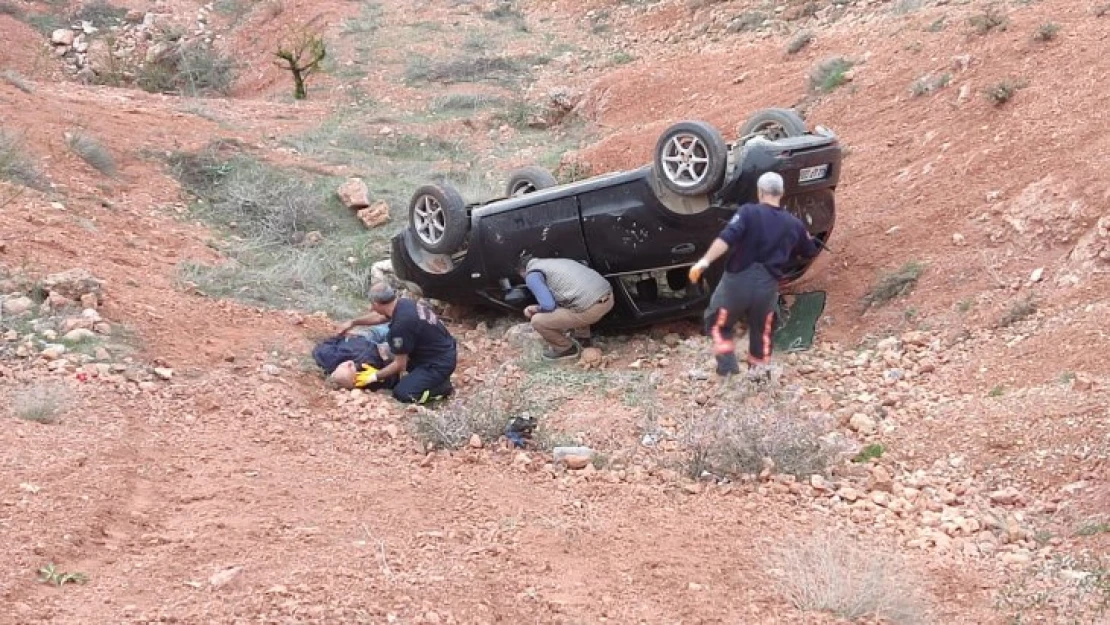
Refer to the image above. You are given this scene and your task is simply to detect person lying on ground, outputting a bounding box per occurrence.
[335,282,457,404]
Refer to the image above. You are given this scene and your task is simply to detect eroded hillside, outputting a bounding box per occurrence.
[1,0,1107,623]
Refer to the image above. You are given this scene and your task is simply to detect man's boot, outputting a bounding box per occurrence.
[715,352,740,376]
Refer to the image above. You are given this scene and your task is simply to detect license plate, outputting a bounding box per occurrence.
[798,164,829,183]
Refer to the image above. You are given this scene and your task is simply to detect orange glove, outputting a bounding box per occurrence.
[688,258,710,284]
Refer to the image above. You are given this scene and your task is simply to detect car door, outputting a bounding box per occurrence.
[473,194,591,281]
[577,170,730,276]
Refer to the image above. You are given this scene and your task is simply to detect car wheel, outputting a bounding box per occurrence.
[506,166,558,197]
[652,120,728,197]
[737,108,808,142]
[408,182,468,254]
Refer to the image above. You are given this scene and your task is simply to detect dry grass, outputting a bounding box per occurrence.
[863,261,925,308]
[786,30,814,55]
[1032,22,1060,42]
[0,130,47,190]
[984,79,1026,106]
[998,296,1037,327]
[65,131,117,178]
[769,533,928,624]
[1,69,33,93]
[910,72,951,97]
[808,56,855,93]
[411,366,513,449]
[10,382,72,424]
[681,378,850,479]
[968,5,1009,34]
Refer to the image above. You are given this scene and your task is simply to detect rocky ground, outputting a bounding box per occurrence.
[1,0,1108,623]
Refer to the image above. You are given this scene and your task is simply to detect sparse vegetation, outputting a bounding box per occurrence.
[167,141,383,316]
[999,296,1037,327]
[1,69,33,93]
[681,378,850,480]
[863,261,925,308]
[0,130,48,190]
[136,40,238,97]
[989,384,1005,397]
[71,0,127,27]
[482,0,527,31]
[786,30,814,55]
[412,375,512,450]
[10,382,71,424]
[65,131,117,178]
[0,1,23,17]
[275,27,327,100]
[968,5,1010,35]
[1076,522,1110,537]
[808,57,855,93]
[38,563,88,586]
[727,10,768,33]
[852,443,885,463]
[1033,22,1061,42]
[1097,3,1110,18]
[770,533,928,624]
[984,79,1025,106]
[429,93,506,116]
[996,551,1109,624]
[910,72,951,96]
[925,17,946,32]
[891,0,922,14]
[405,54,548,88]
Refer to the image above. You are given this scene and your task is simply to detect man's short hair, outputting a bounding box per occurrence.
[368,281,396,304]
[757,171,785,197]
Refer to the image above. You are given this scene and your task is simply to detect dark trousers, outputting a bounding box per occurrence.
[703,264,778,366]
[392,345,457,404]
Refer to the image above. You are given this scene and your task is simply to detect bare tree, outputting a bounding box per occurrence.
[274,28,326,100]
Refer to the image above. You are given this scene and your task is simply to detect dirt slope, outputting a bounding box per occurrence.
[1,0,1107,624]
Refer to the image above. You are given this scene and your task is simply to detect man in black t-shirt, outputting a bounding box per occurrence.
[336,282,457,404]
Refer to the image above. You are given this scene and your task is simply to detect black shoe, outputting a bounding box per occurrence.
[715,353,740,376]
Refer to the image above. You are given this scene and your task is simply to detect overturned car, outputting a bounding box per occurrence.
[389,107,842,330]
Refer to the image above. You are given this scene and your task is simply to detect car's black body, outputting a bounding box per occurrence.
[390,111,843,330]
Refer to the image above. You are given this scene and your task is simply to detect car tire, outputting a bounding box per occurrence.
[737,108,808,142]
[506,166,558,197]
[408,182,468,255]
[652,120,728,197]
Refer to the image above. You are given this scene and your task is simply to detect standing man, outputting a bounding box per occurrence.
[688,171,820,378]
[336,282,457,403]
[517,254,614,360]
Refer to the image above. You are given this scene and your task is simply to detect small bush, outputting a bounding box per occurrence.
[405,54,545,87]
[65,131,117,178]
[429,93,505,114]
[482,0,526,31]
[138,41,237,97]
[0,130,48,190]
[909,72,951,96]
[984,79,1025,106]
[1033,22,1060,41]
[72,0,128,27]
[681,380,849,479]
[999,296,1036,327]
[1097,4,1110,18]
[786,30,813,55]
[852,443,885,463]
[727,10,768,33]
[411,371,511,450]
[925,17,946,32]
[1,69,33,93]
[968,5,1009,34]
[10,382,72,424]
[891,0,922,14]
[0,1,24,18]
[808,57,855,93]
[863,261,924,307]
[770,533,928,624]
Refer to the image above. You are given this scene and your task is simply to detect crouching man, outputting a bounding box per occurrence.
[517,254,614,360]
[335,282,457,404]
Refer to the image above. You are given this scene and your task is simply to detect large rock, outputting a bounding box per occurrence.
[370,259,395,286]
[337,178,371,209]
[42,268,102,303]
[356,201,390,229]
[51,29,76,46]
[504,322,538,346]
[2,296,34,316]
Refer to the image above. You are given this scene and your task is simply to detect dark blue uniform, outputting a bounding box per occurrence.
[386,298,457,403]
[706,202,819,370]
